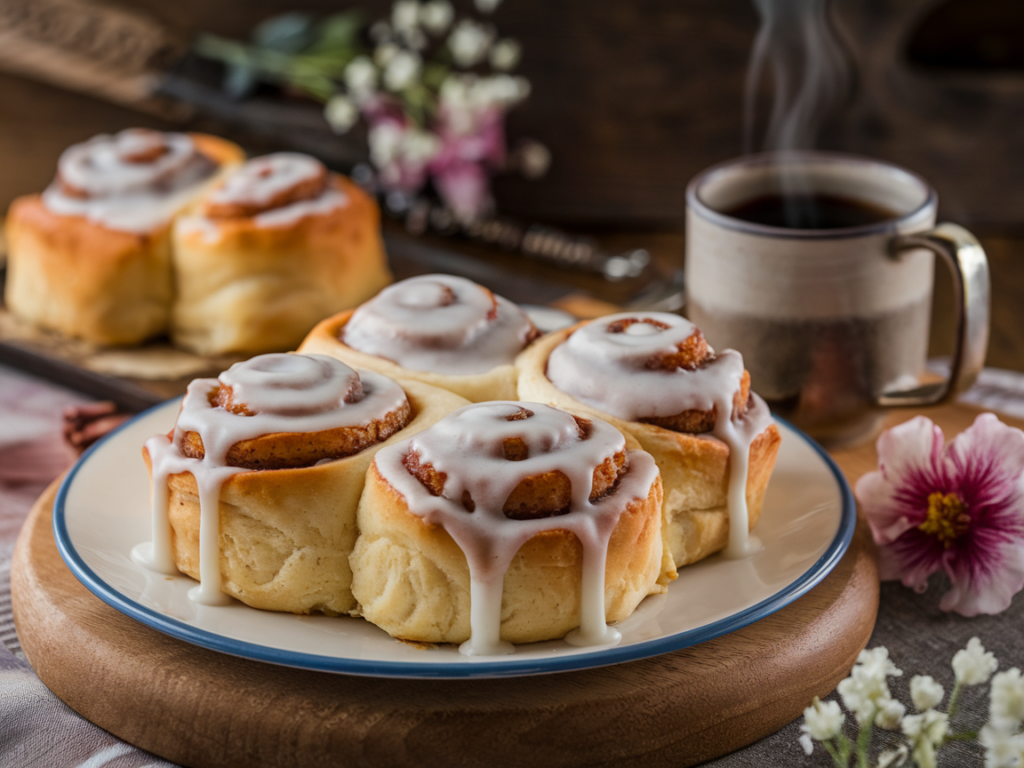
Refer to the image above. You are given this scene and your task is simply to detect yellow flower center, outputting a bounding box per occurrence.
[918,491,970,548]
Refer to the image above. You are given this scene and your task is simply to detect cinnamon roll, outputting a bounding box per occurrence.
[4,129,243,345]
[299,274,540,402]
[351,401,671,653]
[171,153,392,356]
[138,353,468,615]
[516,312,782,568]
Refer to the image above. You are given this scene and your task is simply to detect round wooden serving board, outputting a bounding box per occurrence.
[12,472,878,768]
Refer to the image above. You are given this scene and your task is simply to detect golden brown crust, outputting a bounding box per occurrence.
[3,133,244,346]
[298,309,527,403]
[639,370,752,433]
[179,386,412,470]
[203,165,329,219]
[402,445,627,520]
[171,175,393,356]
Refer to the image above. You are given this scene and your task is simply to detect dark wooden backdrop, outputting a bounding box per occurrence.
[2,0,1024,230]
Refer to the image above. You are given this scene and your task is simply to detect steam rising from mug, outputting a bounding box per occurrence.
[743,0,854,155]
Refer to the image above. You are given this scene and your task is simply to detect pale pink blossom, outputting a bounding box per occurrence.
[856,414,1024,616]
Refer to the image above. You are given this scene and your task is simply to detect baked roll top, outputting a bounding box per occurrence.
[172,152,392,356]
[517,312,781,568]
[5,129,243,345]
[299,274,539,401]
[140,353,466,616]
[352,401,670,654]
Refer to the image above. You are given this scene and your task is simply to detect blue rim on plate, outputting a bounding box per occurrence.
[53,399,856,679]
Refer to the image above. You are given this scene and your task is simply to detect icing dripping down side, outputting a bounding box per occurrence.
[373,401,659,656]
[133,354,408,605]
[342,274,537,376]
[546,311,775,558]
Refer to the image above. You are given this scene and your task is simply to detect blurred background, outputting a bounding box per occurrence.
[2,0,1023,366]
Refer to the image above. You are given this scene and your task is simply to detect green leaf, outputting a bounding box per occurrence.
[253,13,315,54]
[309,11,364,53]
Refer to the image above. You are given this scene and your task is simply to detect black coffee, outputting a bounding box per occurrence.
[723,193,898,229]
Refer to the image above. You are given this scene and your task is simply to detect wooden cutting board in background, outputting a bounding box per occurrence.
[11,401,1000,768]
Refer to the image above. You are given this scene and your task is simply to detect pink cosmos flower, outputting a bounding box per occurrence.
[856,414,1024,616]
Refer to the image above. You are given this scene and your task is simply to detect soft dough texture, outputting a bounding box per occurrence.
[516,324,782,568]
[4,134,243,346]
[349,403,671,645]
[299,308,523,403]
[146,378,469,615]
[171,174,392,356]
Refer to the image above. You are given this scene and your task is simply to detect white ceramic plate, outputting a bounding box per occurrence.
[55,399,854,679]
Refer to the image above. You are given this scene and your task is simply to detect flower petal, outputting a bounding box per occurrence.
[941,539,1024,616]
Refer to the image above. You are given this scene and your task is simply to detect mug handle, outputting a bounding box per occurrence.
[877,223,990,407]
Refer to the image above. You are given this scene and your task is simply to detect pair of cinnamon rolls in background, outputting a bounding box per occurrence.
[4,129,391,353]
[143,273,780,653]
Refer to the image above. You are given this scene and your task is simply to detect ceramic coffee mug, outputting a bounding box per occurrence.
[685,151,990,447]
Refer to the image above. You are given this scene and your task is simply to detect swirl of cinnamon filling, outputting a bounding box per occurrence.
[341,274,540,375]
[40,129,222,233]
[371,401,660,654]
[546,312,750,434]
[55,129,215,199]
[201,152,338,221]
[176,353,411,469]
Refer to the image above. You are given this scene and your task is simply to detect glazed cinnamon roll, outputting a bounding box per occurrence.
[299,274,540,402]
[517,312,782,568]
[4,129,243,345]
[351,401,671,653]
[138,353,468,615]
[171,153,392,356]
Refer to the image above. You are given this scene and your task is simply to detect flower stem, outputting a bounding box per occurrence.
[856,720,873,768]
[823,738,847,767]
[946,680,963,719]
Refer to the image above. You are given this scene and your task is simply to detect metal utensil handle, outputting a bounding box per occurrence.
[878,223,990,407]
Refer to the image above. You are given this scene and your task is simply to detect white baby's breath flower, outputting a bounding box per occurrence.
[911,675,945,711]
[474,0,502,13]
[375,42,401,67]
[800,696,844,741]
[877,744,910,768]
[517,139,550,179]
[903,710,949,768]
[384,50,422,90]
[902,709,949,743]
[991,668,1024,727]
[837,647,903,725]
[979,722,1024,768]
[799,731,814,755]
[369,123,405,167]
[448,19,494,67]
[391,0,420,34]
[401,127,440,163]
[954,637,1000,685]
[419,0,453,34]
[489,38,521,71]
[876,697,907,730]
[323,94,358,134]
[344,56,378,96]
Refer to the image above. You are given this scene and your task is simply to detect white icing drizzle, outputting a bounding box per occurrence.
[373,401,659,655]
[208,153,324,207]
[342,274,536,375]
[41,129,218,233]
[546,312,775,558]
[133,354,409,605]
